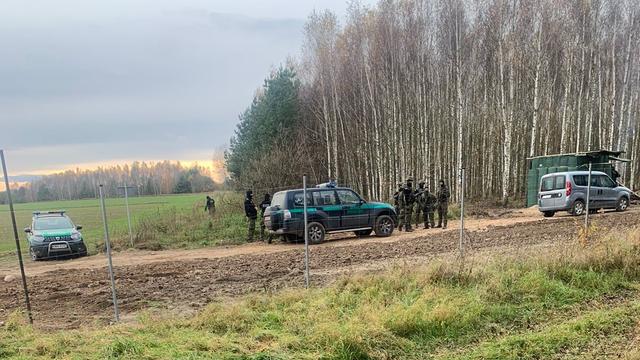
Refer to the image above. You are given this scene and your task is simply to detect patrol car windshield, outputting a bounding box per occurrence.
[34,217,74,231]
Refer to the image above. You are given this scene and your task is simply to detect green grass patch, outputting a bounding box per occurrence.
[2,229,640,358]
[0,192,249,260]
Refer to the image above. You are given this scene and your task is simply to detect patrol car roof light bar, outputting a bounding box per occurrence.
[316,179,337,188]
[32,210,66,216]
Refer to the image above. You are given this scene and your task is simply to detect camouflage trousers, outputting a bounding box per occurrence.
[401,205,414,230]
[423,210,435,228]
[414,206,423,227]
[260,216,272,243]
[437,203,448,228]
[247,217,256,241]
[395,206,403,229]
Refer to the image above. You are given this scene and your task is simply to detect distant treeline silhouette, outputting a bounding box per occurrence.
[0,161,219,204]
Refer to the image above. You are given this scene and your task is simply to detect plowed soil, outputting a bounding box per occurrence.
[1,207,638,329]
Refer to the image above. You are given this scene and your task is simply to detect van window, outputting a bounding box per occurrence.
[573,175,587,186]
[554,175,565,190]
[597,175,616,188]
[313,190,338,206]
[541,177,554,191]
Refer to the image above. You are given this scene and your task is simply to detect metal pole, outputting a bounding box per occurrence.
[0,150,33,324]
[585,162,592,232]
[99,185,120,322]
[303,175,309,289]
[123,182,133,247]
[459,168,465,258]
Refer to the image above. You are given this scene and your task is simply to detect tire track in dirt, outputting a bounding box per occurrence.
[0,208,638,329]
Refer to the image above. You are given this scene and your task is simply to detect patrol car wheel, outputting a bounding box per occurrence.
[30,248,40,261]
[616,197,629,212]
[307,222,325,244]
[374,215,394,237]
[543,211,555,218]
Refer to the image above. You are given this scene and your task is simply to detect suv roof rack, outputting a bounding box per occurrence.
[33,210,66,216]
[316,180,337,188]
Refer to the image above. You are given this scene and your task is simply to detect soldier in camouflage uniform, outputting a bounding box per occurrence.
[436,180,450,229]
[414,181,426,228]
[393,183,404,231]
[401,178,415,232]
[423,187,437,229]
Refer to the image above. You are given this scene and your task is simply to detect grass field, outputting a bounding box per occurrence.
[2,228,639,359]
[0,193,246,260]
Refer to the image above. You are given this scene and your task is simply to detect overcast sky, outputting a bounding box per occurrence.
[0,0,374,175]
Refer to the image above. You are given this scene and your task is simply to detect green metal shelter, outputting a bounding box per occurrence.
[526,150,629,207]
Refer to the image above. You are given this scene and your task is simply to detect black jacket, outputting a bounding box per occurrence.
[259,199,270,216]
[244,198,257,219]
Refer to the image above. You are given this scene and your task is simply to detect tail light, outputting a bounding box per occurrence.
[566,180,572,196]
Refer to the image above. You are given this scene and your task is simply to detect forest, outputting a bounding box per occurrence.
[226,0,640,203]
[0,161,217,204]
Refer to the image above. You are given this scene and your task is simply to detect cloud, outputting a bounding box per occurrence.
[0,10,305,174]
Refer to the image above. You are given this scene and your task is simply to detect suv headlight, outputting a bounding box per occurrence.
[71,233,81,240]
[32,235,45,242]
[284,210,291,220]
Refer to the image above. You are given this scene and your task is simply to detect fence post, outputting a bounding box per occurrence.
[303,175,309,289]
[98,185,120,322]
[0,150,33,324]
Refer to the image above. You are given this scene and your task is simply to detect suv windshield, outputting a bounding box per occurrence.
[34,217,73,231]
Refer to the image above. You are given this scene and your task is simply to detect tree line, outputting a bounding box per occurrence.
[0,161,217,204]
[227,0,640,203]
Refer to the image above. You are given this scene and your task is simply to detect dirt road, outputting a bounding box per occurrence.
[1,207,638,329]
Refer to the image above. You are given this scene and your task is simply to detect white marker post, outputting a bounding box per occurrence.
[98,185,120,322]
[117,182,135,247]
[303,174,309,289]
[459,168,465,258]
[585,162,592,234]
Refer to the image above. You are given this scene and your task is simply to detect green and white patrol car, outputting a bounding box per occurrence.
[24,211,88,260]
[263,182,397,244]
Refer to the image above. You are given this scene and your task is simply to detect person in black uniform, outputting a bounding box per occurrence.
[244,190,258,242]
[259,193,272,243]
[205,195,216,217]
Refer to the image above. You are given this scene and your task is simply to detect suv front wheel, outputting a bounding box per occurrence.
[374,215,394,237]
[307,222,325,244]
[616,197,629,212]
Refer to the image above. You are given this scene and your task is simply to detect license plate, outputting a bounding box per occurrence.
[541,195,552,199]
[51,243,69,250]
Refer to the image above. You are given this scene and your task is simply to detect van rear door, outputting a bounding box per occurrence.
[539,175,557,208]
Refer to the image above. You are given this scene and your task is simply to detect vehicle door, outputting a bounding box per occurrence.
[337,189,370,229]
[597,175,618,208]
[572,174,597,208]
[311,190,342,230]
[552,175,567,207]
[539,175,559,208]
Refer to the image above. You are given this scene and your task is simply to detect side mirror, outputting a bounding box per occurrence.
[76,225,83,230]
[24,227,31,233]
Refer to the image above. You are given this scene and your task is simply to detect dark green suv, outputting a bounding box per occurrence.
[24,211,88,260]
[263,185,397,243]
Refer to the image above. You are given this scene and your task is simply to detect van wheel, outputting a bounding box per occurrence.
[571,200,585,216]
[543,211,555,218]
[374,215,394,237]
[307,222,325,244]
[616,197,629,212]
